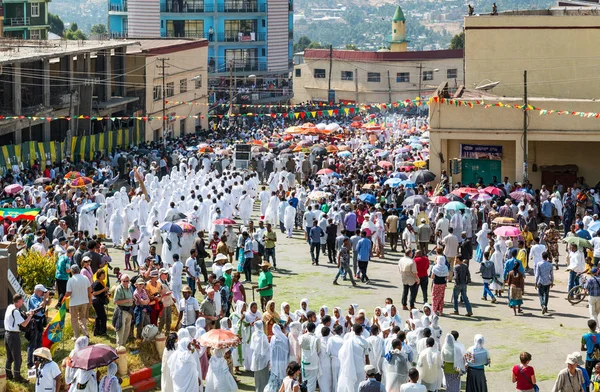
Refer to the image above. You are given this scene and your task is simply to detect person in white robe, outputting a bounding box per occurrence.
[265,324,289,392]
[205,346,238,392]
[99,362,121,392]
[475,223,491,263]
[161,333,178,392]
[317,326,333,392]
[490,243,505,293]
[230,301,247,370]
[237,191,253,226]
[383,338,410,392]
[288,321,302,364]
[69,369,98,392]
[250,321,271,392]
[441,333,465,392]
[416,337,443,392]
[259,187,270,219]
[243,301,262,369]
[337,325,370,392]
[64,336,88,386]
[168,337,201,392]
[327,325,345,392]
[366,325,385,376]
[110,211,124,247]
[299,322,321,392]
[96,204,107,238]
[284,201,296,238]
[265,193,279,226]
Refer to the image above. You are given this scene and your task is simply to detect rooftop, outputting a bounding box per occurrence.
[468,7,600,17]
[0,39,138,66]
[303,48,463,62]
[126,38,209,55]
[393,5,405,22]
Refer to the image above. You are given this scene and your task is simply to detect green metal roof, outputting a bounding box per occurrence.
[393,6,405,22]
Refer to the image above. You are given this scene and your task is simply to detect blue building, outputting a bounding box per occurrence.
[108,0,294,104]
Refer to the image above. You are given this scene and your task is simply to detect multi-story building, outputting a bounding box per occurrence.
[2,0,50,39]
[108,0,294,103]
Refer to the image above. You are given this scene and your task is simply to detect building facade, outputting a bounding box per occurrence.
[2,0,49,39]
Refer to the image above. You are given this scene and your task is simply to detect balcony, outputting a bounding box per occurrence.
[210,61,267,74]
[110,30,128,38]
[161,1,214,12]
[163,31,205,38]
[218,1,265,12]
[5,17,30,27]
[216,31,265,42]
[109,3,127,12]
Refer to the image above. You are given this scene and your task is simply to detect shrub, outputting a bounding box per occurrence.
[17,251,57,291]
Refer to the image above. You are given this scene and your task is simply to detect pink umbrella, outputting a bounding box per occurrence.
[494,226,521,237]
[213,218,237,225]
[377,161,393,169]
[430,196,450,205]
[70,344,118,370]
[316,168,334,175]
[471,193,492,202]
[4,184,23,194]
[482,186,503,197]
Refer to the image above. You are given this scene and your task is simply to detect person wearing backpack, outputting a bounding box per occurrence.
[3,293,34,383]
[581,319,600,376]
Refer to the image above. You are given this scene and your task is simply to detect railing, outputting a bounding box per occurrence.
[217,31,265,42]
[210,61,267,73]
[163,31,205,38]
[108,3,127,12]
[5,17,30,26]
[217,2,266,12]
[161,2,214,12]
[110,31,128,38]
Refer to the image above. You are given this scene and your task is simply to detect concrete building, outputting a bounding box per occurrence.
[108,0,294,103]
[125,38,209,141]
[2,0,49,39]
[428,89,600,187]
[0,39,138,145]
[464,9,600,100]
[557,0,600,6]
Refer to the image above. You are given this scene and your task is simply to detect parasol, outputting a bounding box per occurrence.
[410,170,436,184]
[307,190,328,200]
[493,226,521,237]
[160,222,184,234]
[80,203,101,213]
[34,177,52,185]
[164,212,187,222]
[213,218,237,225]
[350,121,362,128]
[452,187,479,197]
[64,171,82,180]
[358,194,377,204]
[384,178,403,188]
[251,146,267,153]
[326,145,339,153]
[337,151,352,158]
[360,144,376,150]
[4,184,23,194]
[402,195,430,207]
[198,146,214,153]
[70,344,118,370]
[492,217,516,225]
[564,236,593,249]
[70,177,93,188]
[186,146,199,151]
[325,123,340,131]
[444,201,467,211]
[361,183,380,190]
[312,146,327,155]
[413,160,427,168]
[316,168,334,175]
[510,191,534,201]
[176,221,197,233]
[390,172,409,180]
[471,193,492,202]
[198,328,241,349]
[430,196,450,205]
[377,161,393,169]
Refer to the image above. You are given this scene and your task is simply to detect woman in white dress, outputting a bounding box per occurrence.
[250,321,271,392]
[161,333,178,392]
[490,243,505,296]
[265,324,289,392]
[230,301,247,371]
[99,362,121,392]
[280,302,297,333]
[205,347,238,392]
[168,337,201,392]
[64,336,89,386]
[68,369,98,392]
[288,321,302,363]
[243,301,262,370]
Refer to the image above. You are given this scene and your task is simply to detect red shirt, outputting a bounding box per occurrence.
[512,365,535,391]
[414,256,430,278]
[209,239,219,257]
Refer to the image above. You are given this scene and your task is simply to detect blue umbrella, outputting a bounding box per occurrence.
[332,172,341,178]
[81,203,101,213]
[337,151,352,157]
[444,201,467,211]
[186,146,199,151]
[359,193,377,204]
[589,221,600,233]
[399,180,416,188]
[360,144,376,150]
[376,150,390,158]
[390,172,409,180]
[159,222,183,234]
[384,178,403,187]
[411,143,423,150]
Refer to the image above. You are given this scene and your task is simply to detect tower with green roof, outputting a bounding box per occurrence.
[389,5,408,52]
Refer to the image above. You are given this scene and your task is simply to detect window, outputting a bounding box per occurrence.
[224,19,257,41]
[261,48,265,56]
[166,82,175,97]
[195,76,202,89]
[180,79,187,94]
[180,119,186,136]
[31,3,39,17]
[262,19,266,27]
[396,72,410,82]
[153,86,162,101]
[225,48,258,70]
[423,71,434,81]
[341,71,353,81]
[447,68,458,79]
[367,72,381,83]
[30,29,41,40]
[295,68,301,77]
[314,69,326,79]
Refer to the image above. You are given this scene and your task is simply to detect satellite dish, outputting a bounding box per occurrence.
[475,81,500,91]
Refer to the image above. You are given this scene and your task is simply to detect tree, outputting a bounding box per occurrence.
[90,24,108,36]
[345,43,359,51]
[449,31,464,50]
[70,23,78,32]
[64,27,87,40]
[306,41,325,49]
[293,35,312,53]
[48,13,64,36]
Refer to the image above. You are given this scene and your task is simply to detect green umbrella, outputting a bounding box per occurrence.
[564,236,593,249]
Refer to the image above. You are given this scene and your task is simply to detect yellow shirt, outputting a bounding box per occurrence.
[521,231,533,248]
[517,248,528,269]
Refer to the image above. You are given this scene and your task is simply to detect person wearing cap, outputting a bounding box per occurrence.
[146,270,164,326]
[359,365,385,392]
[55,246,75,308]
[26,284,51,368]
[551,353,585,392]
[213,253,228,279]
[158,268,174,334]
[253,261,274,311]
[199,288,218,330]
[176,286,201,330]
[133,277,151,340]
[33,347,61,392]
[222,262,233,289]
[65,264,92,339]
[113,274,134,346]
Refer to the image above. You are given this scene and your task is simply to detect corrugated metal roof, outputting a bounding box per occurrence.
[303,48,463,62]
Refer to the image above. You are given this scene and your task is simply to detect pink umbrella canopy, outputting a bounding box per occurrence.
[4,184,23,194]
[198,328,241,349]
[510,191,534,201]
[176,221,197,233]
[213,218,236,225]
[494,226,521,237]
[471,193,493,202]
[377,161,393,169]
[482,186,503,197]
[430,196,450,205]
[71,344,118,370]
[316,168,334,175]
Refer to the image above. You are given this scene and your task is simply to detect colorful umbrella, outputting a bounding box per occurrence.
[326,145,339,153]
[564,236,593,249]
[337,151,352,158]
[251,140,264,145]
[316,168,334,175]
[350,121,363,128]
[198,328,241,349]
[413,160,427,168]
[493,226,521,237]
[176,221,197,233]
[64,171,82,180]
[34,177,52,185]
[4,184,23,194]
[0,208,40,221]
[198,146,214,153]
[359,194,377,204]
[510,191,534,201]
[307,190,328,200]
[213,218,237,225]
[444,201,467,211]
[492,217,516,225]
[452,187,479,196]
[70,344,118,370]
[378,161,393,169]
[471,193,493,202]
[69,177,93,188]
[160,222,183,234]
[430,196,450,205]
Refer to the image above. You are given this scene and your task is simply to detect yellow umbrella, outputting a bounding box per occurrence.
[413,160,427,168]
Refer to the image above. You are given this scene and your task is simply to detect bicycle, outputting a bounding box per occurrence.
[567,272,588,305]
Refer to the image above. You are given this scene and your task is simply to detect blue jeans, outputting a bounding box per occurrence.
[538,284,551,308]
[568,270,580,293]
[482,282,495,300]
[310,242,320,264]
[452,284,473,313]
[334,262,355,284]
[27,319,43,368]
[187,277,196,297]
[265,247,276,267]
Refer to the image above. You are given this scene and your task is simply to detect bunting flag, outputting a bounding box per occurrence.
[42,302,67,354]
[0,208,40,221]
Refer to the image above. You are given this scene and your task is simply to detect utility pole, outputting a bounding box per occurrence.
[417,63,423,99]
[228,59,233,116]
[387,70,392,103]
[354,68,359,104]
[523,70,528,183]
[157,57,169,147]
[328,45,333,103]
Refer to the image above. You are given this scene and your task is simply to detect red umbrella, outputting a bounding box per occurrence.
[482,186,503,197]
[451,187,478,197]
[316,168,334,175]
[64,171,82,180]
[430,196,450,205]
[4,184,23,194]
[198,146,213,153]
[510,191,534,201]
[176,221,197,233]
[70,344,118,370]
[198,328,241,349]
[213,218,237,225]
[350,121,362,128]
[377,161,393,169]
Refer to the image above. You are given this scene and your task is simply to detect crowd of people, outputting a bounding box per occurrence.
[3,110,600,392]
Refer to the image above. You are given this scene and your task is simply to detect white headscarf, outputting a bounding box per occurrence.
[195,317,206,338]
[250,320,271,371]
[432,255,449,277]
[441,333,465,372]
[69,369,97,392]
[220,317,230,330]
[99,362,119,392]
[470,334,485,355]
[66,336,89,384]
[168,337,199,392]
[245,301,262,323]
